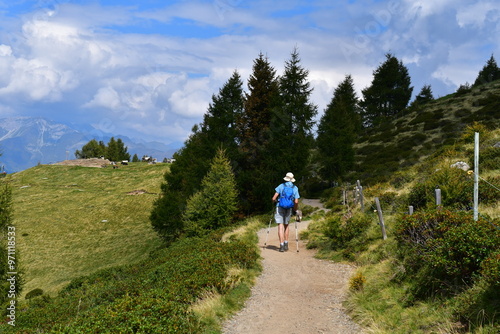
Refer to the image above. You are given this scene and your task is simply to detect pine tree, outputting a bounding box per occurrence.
[151,72,244,241]
[236,53,280,212]
[132,154,140,162]
[473,54,500,86]
[106,137,130,162]
[410,84,434,109]
[361,53,413,126]
[183,149,238,237]
[270,48,317,184]
[316,75,360,182]
[201,70,244,159]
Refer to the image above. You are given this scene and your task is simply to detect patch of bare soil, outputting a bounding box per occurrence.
[52,158,111,168]
[223,200,364,334]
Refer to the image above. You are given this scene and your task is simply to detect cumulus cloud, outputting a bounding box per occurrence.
[0,0,498,144]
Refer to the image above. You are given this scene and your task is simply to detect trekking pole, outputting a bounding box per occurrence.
[295,219,299,252]
[263,208,274,248]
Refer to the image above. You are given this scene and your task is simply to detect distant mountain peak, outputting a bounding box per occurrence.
[0,117,179,173]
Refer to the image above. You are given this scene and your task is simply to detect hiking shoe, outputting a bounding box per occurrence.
[284,242,289,251]
[279,244,285,252]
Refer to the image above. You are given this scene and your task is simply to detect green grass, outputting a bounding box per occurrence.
[6,162,169,297]
[352,80,500,185]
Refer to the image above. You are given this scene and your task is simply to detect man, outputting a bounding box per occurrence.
[272,172,300,252]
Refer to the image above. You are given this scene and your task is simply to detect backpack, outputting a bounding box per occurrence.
[278,183,295,209]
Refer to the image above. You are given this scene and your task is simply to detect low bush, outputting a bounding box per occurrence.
[481,249,500,286]
[394,209,500,297]
[6,236,259,333]
[406,167,474,210]
[469,146,500,171]
[324,213,372,256]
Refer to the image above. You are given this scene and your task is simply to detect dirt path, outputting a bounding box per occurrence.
[222,200,364,334]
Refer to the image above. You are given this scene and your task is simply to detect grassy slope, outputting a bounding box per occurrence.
[7,162,168,297]
[352,80,500,184]
[311,79,500,332]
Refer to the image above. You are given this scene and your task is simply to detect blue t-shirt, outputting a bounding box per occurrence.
[275,182,300,206]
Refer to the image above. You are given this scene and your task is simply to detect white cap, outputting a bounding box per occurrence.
[283,172,295,182]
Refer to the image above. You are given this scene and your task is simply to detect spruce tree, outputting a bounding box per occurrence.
[183,149,238,237]
[236,53,280,212]
[201,70,244,160]
[270,48,317,185]
[316,75,360,182]
[361,53,413,126]
[105,137,130,162]
[410,84,434,108]
[473,54,500,86]
[151,72,244,241]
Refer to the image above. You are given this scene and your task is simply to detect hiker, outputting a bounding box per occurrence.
[272,172,300,252]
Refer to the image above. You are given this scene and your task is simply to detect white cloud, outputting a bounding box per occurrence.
[0,0,498,144]
[0,44,12,56]
[84,86,121,110]
[457,2,499,27]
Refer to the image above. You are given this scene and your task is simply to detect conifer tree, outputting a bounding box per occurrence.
[473,54,500,86]
[270,48,317,184]
[317,75,360,182]
[132,154,140,162]
[410,84,434,108]
[151,72,244,241]
[361,53,413,126]
[201,70,244,160]
[106,137,130,162]
[183,149,238,236]
[236,53,280,212]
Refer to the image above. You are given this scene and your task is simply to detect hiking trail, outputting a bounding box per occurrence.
[222,199,365,334]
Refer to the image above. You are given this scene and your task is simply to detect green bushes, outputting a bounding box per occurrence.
[394,209,500,296]
[324,213,372,259]
[470,145,500,171]
[406,167,474,210]
[481,249,500,286]
[6,236,259,333]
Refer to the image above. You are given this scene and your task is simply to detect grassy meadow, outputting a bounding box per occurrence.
[7,162,169,297]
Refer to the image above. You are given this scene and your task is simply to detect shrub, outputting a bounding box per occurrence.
[394,209,500,295]
[324,213,372,251]
[406,167,474,210]
[469,146,500,171]
[349,272,366,291]
[25,288,44,300]
[481,250,500,286]
[9,236,259,333]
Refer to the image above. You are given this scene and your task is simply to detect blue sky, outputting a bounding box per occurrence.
[0,0,498,145]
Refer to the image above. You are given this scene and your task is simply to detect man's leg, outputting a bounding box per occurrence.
[278,222,285,244]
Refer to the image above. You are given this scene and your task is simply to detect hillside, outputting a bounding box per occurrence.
[352,80,500,184]
[7,161,169,297]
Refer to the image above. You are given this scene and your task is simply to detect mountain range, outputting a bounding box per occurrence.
[0,117,180,173]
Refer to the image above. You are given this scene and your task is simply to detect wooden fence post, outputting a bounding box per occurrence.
[374,197,387,240]
[357,180,364,211]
